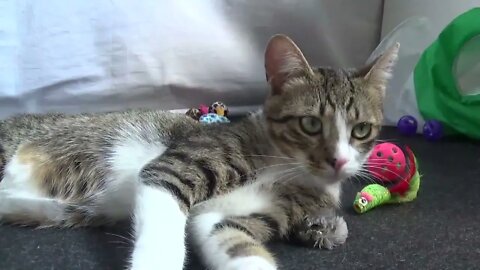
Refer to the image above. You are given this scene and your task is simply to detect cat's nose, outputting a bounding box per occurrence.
[327,158,348,172]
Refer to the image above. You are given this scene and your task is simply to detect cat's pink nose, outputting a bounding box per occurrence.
[334,158,348,172]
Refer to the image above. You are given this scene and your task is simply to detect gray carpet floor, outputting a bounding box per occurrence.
[0,127,479,270]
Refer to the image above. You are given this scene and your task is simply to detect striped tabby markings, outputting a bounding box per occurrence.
[217,140,250,185]
[141,168,192,211]
[0,144,6,181]
[214,227,276,265]
[212,214,280,242]
[15,144,104,201]
[142,149,226,210]
[142,162,195,209]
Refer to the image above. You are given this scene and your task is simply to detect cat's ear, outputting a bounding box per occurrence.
[264,34,313,95]
[362,42,400,96]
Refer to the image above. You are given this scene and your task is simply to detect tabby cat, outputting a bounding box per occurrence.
[0,35,398,270]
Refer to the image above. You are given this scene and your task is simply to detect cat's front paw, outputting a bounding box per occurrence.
[292,210,348,250]
[225,256,277,270]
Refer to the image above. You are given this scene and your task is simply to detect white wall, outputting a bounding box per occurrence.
[382,0,480,38]
[0,0,383,118]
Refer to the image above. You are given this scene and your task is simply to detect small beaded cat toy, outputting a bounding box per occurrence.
[185,101,230,124]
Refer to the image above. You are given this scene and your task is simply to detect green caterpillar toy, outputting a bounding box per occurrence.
[353,142,421,214]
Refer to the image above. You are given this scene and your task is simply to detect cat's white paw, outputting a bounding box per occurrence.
[225,256,277,270]
[293,211,348,250]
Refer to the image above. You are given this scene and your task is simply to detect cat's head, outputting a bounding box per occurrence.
[263,34,399,183]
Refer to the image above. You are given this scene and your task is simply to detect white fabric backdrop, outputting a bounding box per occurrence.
[0,0,383,119]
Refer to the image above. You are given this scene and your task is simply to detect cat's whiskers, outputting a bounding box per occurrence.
[250,161,304,175]
[106,232,134,246]
[357,168,385,184]
[363,164,405,180]
[375,139,398,143]
[277,166,307,183]
[231,161,304,183]
[246,154,296,160]
[284,170,307,184]
[273,165,305,181]
[366,158,399,162]
[362,165,412,186]
[352,169,379,185]
[356,165,413,191]
[360,167,380,183]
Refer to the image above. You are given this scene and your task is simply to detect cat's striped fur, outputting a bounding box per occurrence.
[0,35,399,270]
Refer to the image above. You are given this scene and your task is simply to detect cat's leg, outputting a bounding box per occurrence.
[0,190,67,226]
[0,148,116,227]
[189,182,278,270]
[287,182,349,250]
[189,181,347,270]
[288,207,348,250]
[0,155,67,226]
[130,184,187,270]
[129,175,190,270]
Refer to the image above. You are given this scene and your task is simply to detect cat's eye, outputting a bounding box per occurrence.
[351,122,372,140]
[299,116,322,135]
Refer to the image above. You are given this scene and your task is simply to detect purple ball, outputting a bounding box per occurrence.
[397,115,418,136]
[423,120,443,141]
